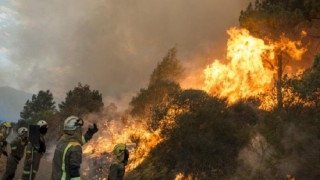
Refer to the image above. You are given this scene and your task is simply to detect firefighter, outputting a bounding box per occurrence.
[51,116,98,180]
[0,122,13,157]
[1,127,29,180]
[108,143,129,180]
[21,120,48,180]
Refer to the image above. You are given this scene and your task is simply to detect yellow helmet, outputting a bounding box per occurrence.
[2,122,12,128]
[113,143,126,156]
[1,122,13,136]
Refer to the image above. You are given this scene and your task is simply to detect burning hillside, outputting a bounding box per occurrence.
[80,26,310,179]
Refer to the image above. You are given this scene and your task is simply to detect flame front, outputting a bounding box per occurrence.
[83,119,163,172]
[82,27,307,179]
[203,27,307,105]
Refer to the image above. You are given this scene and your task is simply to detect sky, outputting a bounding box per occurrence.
[0,0,250,106]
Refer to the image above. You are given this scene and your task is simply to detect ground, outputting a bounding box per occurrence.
[0,155,5,176]
[0,155,89,180]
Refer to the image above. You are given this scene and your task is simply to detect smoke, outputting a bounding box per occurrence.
[275,124,320,179]
[234,133,274,179]
[80,103,128,179]
[0,0,250,99]
[234,123,320,179]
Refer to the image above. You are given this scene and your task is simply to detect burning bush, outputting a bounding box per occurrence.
[126,90,257,179]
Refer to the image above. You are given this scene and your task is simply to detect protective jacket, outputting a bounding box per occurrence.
[0,126,8,157]
[1,136,28,180]
[21,134,46,180]
[108,147,129,180]
[51,129,95,180]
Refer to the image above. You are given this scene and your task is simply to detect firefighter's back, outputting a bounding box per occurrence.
[51,140,68,180]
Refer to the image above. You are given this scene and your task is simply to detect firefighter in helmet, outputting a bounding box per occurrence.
[51,116,98,180]
[0,122,13,157]
[108,143,129,180]
[1,127,29,180]
[21,120,49,180]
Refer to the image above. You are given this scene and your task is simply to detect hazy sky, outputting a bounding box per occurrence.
[0,0,250,104]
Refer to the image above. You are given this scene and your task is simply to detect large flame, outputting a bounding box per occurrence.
[203,27,307,105]
[83,118,163,172]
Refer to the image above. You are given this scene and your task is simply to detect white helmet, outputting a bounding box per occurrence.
[18,127,28,136]
[37,120,48,127]
[64,116,83,131]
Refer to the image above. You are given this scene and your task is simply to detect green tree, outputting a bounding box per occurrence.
[149,47,184,85]
[19,90,56,126]
[130,48,184,130]
[286,55,320,108]
[239,0,319,38]
[59,83,104,118]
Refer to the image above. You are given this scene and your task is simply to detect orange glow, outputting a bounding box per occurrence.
[175,173,184,180]
[83,119,163,171]
[203,27,307,106]
[83,101,187,177]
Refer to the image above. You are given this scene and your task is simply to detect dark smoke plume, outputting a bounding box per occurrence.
[0,0,250,101]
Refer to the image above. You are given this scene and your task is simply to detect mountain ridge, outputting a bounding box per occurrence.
[0,86,61,123]
[0,86,32,122]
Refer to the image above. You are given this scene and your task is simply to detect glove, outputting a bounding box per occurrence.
[91,123,98,134]
[87,123,98,136]
[84,123,98,143]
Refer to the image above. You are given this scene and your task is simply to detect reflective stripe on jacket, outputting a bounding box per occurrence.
[51,140,82,180]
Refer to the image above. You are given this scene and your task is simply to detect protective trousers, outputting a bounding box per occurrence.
[20,152,40,180]
[1,155,19,180]
[108,160,125,180]
[21,143,43,180]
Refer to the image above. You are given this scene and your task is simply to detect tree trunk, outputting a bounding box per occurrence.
[277,53,283,109]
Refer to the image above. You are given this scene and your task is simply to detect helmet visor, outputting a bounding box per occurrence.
[75,118,84,127]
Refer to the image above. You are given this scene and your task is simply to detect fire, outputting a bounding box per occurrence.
[82,27,308,179]
[203,27,307,105]
[203,28,274,103]
[175,173,184,180]
[83,118,163,171]
[82,98,187,179]
[175,173,194,180]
